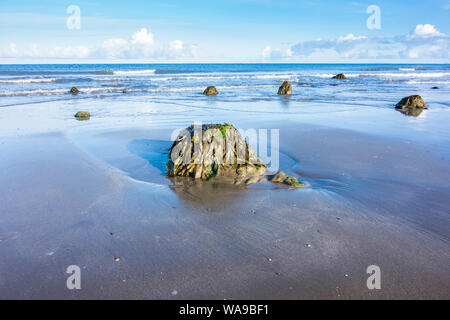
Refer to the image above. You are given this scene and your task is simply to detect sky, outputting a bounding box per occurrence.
[0,0,449,63]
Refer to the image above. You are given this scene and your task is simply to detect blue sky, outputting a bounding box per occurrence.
[1,0,449,63]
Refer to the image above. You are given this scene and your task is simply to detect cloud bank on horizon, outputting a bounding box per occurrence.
[1,28,197,60]
[263,24,450,61]
[4,24,447,62]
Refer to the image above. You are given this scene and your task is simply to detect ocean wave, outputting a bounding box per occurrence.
[124,84,275,93]
[113,69,157,75]
[405,80,450,84]
[124,86,205,93]
[217,84,275,89]
[91,77,172,82]
[0,84,276,97]
[0,78,59,84]
[91,74,298,82]
[62,71,450,80]
[181,74,297,81]
[0,87,126,97]
[310,72,450,78]
[0,89,69,97]
[398,68,416,71]
[93,70,115,75]
[372,72,450,78]
[7,71,447,85]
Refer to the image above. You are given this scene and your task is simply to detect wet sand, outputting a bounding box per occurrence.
[0,122,449,299]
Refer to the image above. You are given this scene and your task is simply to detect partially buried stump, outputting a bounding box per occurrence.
[203,86,218,96]
[277,81,292,95]
[166,123,304,187]
[167,124,266,184]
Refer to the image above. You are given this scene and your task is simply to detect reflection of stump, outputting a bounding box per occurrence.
[166,124,266,184]
[397,106,423,117]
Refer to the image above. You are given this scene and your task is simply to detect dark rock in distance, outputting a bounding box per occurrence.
[70,87,80,95]
[395,95,426,109]
[332,73,346,79]
[431,86,439,89]
[203,86,218,96]
[395,95,427,117]
[277,81,292,95]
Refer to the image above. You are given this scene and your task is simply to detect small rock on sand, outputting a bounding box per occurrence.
[395,95,426,109]
[269,171,304,187]
[74,111,90,120]
[395,95,427,116]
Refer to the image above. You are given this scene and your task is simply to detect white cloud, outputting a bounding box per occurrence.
[410,24,444,38]
[50,45,90,58]
[262,45,272,59]
[0,27,196,60]
[8,43,19,56]
[337,33,367,42]
[101,38,129,58]
[166,40,197,57]
[279,24,449,61]
[100,28,156,58]
[169,40,184,52]
[130,28,154,45]
[24,44,40,57]
[262,45,293,60]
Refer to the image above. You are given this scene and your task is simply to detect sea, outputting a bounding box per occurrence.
[0,63,449,153]
[1,63,449,106]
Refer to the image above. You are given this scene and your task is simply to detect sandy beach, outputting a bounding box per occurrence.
[1,105,449,299]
